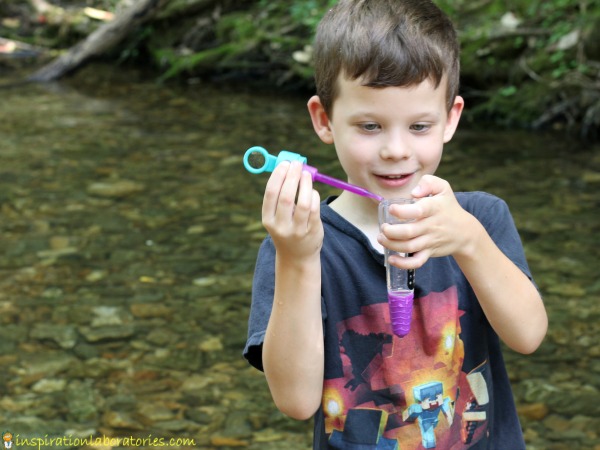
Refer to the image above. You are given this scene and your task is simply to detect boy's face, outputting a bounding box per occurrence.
[309,75,463,201]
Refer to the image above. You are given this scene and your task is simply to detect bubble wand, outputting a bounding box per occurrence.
[243,147,384,202]
[244,146,414,337]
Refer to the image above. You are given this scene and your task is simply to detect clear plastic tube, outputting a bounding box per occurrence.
[379,199,416,337]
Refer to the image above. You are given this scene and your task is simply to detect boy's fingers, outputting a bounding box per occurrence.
[276,162,303,217]
[262,161,290,219]
[293,170,314,221]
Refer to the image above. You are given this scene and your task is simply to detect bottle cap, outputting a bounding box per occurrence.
[243,146,307,174]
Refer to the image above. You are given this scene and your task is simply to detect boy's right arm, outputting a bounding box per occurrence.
[260,161,325,420]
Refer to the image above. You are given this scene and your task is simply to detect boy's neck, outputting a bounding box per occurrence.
[330,192,384,253]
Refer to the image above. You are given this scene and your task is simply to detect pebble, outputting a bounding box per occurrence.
[199,336,224,352]
[90,306,130,327]
[137,403,176,423]
[517,402,550,421]
[103,411,144,430]
[30,324,78,349]
[130,303,172,318]
[31,378,67,393]
[78,325,136,342]
[86,180,145,198]
[210,436,250,447]
[18,353,78,377]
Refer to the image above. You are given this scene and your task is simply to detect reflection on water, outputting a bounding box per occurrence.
[0,66,598,449]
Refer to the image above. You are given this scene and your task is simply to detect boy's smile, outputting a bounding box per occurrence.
[309,75,463,210]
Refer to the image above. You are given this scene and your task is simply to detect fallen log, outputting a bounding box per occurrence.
[28,0,169,82]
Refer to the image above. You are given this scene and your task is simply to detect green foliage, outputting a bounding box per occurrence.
[447,0,600,135]
[155,42,250,82]
[146,0,599,136]
[289,0,336,29]
[5,0,596,137]
[149,0,336,84]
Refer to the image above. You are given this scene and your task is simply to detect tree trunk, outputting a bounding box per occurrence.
[29,0,169,82]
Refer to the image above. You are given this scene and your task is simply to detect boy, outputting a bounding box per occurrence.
[244,0,548,448]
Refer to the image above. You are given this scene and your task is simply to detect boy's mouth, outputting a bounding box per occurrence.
[375,173,414,187]
[380,174,409,179]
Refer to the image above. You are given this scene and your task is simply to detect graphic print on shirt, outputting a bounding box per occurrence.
[322,287,491,449]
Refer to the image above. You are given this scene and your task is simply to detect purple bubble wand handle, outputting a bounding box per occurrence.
[303,166,384,202]
[243,146,383,202]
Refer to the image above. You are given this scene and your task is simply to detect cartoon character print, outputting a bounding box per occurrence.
[460,363,490,445]
[323,287,491,449]
[403,381,454,448]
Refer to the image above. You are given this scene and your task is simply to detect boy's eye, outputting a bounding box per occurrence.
[411,123,430,132]
[359,122,380,132]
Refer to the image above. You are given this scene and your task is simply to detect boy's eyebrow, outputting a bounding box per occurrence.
[346,111,379,121]
[346,110,443,122]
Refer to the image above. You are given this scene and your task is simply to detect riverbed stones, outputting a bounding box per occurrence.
[0,71,598,450]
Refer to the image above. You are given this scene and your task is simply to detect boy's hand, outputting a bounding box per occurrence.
[378,174,474,269]
[262,161,323,262]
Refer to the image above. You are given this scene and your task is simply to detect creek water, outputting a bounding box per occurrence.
[0,66,598,449]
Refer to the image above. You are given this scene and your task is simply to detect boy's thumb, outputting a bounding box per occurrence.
[411,175,443,198]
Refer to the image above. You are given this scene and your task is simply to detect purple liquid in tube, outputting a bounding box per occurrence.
[388,291,414,337]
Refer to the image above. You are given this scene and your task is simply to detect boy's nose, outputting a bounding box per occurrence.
[379,134,411,160]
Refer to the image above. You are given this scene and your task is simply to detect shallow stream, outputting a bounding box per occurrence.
[0,66,598,449]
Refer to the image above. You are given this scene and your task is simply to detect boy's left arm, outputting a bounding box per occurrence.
[379,175,548,354]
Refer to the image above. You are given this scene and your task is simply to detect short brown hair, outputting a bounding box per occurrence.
[313,0,460,116]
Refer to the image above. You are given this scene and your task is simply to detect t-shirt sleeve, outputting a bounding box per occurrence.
[466,192,534,282]
[243,237,276,371]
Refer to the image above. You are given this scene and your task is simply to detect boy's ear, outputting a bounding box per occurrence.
[443,95,465,143]
[307,95,334,144]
